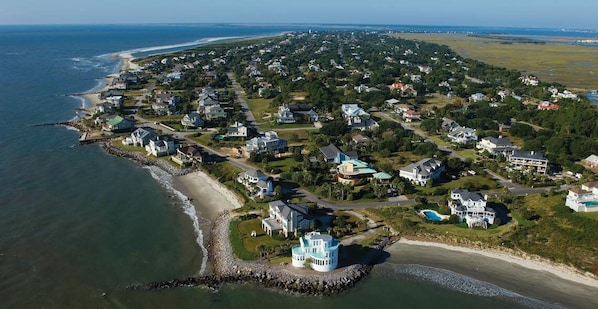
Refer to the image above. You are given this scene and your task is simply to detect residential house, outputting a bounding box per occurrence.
[352,134,371,146]
[100,89,124,100]
[403,110,421,122]
[204,104,227,121]
[145,137,176,157]
[319,143,358,164]
[385,98,400,109]
[470,93,486,103]
[447,126,477,144]
[237,169,274,198]
[476,137,517,156]
[102,115,133,132]
[565,181,598,212]
[106,95,124,108]
[521,75,539,86]
[95,103,113,114]
[399,158,445,186]
[245,131,288,156]
[129,127,158,147]
[292,232,340,272]
[508,150,548,174]
[537,101,560,110]
[226,122,248,138]
[336,159,378,185]
[261,200,313,237]
[171,145,206,167]
[582,155,598,170]
[449,189,496,228]
[181,112,204,128]
[341,104,378,131]
[276,104,296,124]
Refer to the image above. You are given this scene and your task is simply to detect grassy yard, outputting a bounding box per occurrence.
[393,33,598,89]
[578,211,598,221]
[188,133,214,146]
[259,122,316,130]
[230,218,298,261]
[268,157,301,174]
[247,98,275,120]
[276,129,313,144]
[415,175,501,195]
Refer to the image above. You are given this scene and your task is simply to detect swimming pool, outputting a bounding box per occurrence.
[423,210,444,221]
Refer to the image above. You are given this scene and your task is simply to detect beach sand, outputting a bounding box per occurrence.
[174,170,243,232]
[386,239,598,308]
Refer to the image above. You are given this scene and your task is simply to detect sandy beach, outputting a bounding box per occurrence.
[386,239,598,308]
[174,170,243,227]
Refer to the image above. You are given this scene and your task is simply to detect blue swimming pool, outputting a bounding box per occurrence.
[423,210,444,221]
[583,201,598,207]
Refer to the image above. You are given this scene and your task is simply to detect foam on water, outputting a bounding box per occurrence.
[145,166,208,275]
[375,263,564,309]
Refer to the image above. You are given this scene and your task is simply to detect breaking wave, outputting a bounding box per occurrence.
[145,166,209,275]
[374,263,564,309]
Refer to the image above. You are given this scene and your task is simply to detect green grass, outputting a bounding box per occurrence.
[188,133,214,146]
[578,212,598,221]
[259,122,316,130]
[230,218,298,260]
[415,175,501,195]
[394,33,598,89]
[276,129,313,144]
[246,98,275,120]
[268,157,301,174]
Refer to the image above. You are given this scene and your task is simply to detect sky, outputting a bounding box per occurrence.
[1,0,597,30]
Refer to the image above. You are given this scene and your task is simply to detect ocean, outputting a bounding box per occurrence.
[0,24,596,308]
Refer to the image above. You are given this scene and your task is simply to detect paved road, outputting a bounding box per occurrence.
[227,72,256,126]
[375,112,466,160]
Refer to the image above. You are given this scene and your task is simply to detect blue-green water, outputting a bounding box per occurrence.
[1,24,596,308]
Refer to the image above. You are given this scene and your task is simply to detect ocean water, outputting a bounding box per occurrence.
[0,24,594,308]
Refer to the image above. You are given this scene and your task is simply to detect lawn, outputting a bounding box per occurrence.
[393,33,598,89]
[246,98,275,120]
[268,157,301,174]
[276,129,313,144]
[230,218,298,261]
[259,122,316,130]
[578,211,598,221]
[415,175,501,195]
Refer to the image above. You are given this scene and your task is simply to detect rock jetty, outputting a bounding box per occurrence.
[128,211,394,296]
[101,142,194,176]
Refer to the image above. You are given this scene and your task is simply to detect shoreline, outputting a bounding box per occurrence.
[394,238,598,289]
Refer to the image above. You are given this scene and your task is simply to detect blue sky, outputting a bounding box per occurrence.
[1,0,597,29]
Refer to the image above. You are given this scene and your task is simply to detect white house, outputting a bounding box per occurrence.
[181,112,204,128]
[470,93,486,103]
[582,155,598,169]
[262,200,313,237]
[245,131,288,156]
[145,137,176,157]
[399,158,445,186]
[476,136,517,156]
[292,232,340,272]
[130,127,158,147]
[226,122,248,138]
[447,126,477,144]
[341,104,378,131]
[508,150,548,175]
[204,104,227,121]
[565,181,598,212]
[449,189,496,228]
[237,169,273,198]
[276,104,296,124]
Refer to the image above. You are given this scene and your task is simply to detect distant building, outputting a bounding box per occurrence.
[476,137,517,156]
[470,93,486,103]
[447,126,477,144]
[319,143,358,163]
[171,145,206,166]
[145,137,176,157]
[399,158,445,186]
[582,155,598,170]
[449,189,496,228]
[181,112,204,128]
[237,169,273,198]
[102,115,133,132]
[292,232,340,272]
[508,150,548,174]
[129,127,158,147]
[341,104,378,131]
[565,181,598,212]
[276,104,296,124]
[226,122,248,138]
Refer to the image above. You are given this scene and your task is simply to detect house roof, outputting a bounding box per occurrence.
[400,158,443,176]
[510,150,547,161]
[585,155,598,164]
[107,116,125,126]
[373,172,393,180]
[452,189,485,202]
[270,200,309,219]
[246,169,267,179]
[483,137,513,147]
[320,143,342,160]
